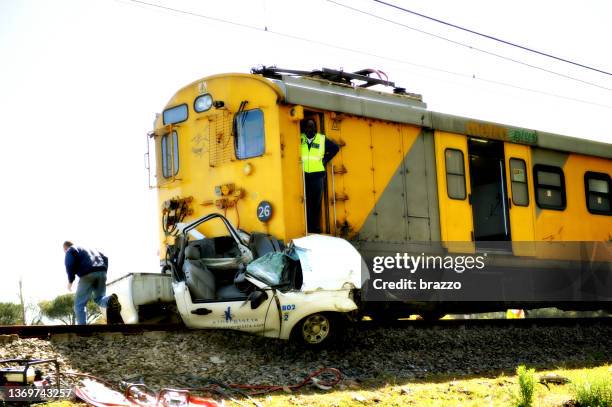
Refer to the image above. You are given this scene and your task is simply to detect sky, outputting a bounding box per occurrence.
[0,0,611,313]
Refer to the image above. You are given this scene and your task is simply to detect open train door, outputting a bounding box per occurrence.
[299,111,331,235]
[504,143,536,256]
[434,131,474,253]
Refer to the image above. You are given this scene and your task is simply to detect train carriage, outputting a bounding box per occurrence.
[146,67,611,326]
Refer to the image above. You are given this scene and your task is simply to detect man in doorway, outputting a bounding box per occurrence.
[63,241,122,324]
[301,118,339,233]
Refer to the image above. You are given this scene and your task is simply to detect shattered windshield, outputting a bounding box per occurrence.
[246,252,287,286]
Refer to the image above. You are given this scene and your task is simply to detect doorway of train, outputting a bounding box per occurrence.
[467,138,512,245]
[299,111,331,235]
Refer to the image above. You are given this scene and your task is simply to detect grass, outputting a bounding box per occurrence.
[247,365,611,407]
[572,370,612,407]
[39,365,611,407]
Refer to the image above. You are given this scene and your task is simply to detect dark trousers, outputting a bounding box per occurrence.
[305,172,325,233]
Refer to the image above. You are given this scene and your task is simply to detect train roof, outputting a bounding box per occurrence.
[266,74,612,160]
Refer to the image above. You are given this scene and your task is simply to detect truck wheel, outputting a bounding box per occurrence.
[297,313,336,346]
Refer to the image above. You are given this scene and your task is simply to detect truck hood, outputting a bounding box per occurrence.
[292,235,366,291]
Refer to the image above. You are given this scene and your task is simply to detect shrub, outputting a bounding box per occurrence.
[513,365,536,407]
[0,302,23,325]
[572,372,612,407]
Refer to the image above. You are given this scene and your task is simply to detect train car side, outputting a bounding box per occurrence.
[146,69,611,323]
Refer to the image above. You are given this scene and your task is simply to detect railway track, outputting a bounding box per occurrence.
[0,323,186,339]
[1,317,609,339]
[377,316,612,329]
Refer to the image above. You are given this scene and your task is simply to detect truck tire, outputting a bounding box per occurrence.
[294,313,339,347]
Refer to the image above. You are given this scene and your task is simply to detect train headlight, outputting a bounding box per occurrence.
[194,93,213,112]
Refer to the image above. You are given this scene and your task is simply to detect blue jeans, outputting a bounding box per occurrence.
[74,271,110,325]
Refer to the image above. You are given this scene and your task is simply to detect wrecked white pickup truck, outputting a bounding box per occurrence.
[107,214,366,345]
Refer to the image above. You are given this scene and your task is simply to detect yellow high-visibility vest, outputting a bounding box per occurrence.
[301,133,326,173]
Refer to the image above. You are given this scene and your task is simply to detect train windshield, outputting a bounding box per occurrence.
[235,109,265,159]
[162,104,188,125]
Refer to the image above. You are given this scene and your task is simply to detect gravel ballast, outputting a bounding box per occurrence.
[0,323,610,389]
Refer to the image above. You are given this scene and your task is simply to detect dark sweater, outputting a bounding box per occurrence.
[65,246,108,283]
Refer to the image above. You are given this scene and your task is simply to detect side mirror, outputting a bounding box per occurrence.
[248,290,269,310]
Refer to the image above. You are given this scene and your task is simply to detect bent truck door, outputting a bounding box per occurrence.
[435,131,474,252]
[175,282,275,335]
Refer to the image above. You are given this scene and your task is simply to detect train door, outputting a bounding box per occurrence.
[434,131,474,252]
[300,111,331,234]
[504,143,536,256]
[467,138,512,247]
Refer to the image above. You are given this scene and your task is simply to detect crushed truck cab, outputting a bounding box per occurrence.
[110,214,366,345]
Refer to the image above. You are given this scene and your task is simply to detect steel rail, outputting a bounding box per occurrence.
[0,317,609,339]
[362,316,612,329]
[0,323,186,339]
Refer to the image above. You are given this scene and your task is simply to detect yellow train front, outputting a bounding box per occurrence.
[149,67,612,317]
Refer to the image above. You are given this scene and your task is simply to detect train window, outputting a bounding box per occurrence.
[161,131,179,178]
[584,171,611,215]
[533,164,566,210]
[445,149,466,200]
[172,131,179,176]
[509,158,529,206]
[235,109,265,159]
[162,104,188,125]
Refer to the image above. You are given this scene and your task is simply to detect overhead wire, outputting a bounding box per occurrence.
[371,0,612,77]
[327,0,612,92]
[115,0,612,110]
[115,0,470,78]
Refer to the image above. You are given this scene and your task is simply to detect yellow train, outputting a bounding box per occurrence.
[147,67,611,317]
